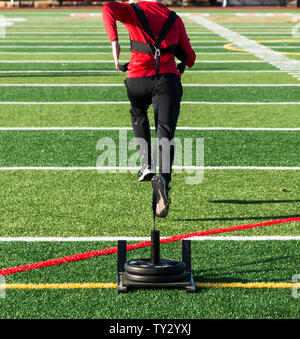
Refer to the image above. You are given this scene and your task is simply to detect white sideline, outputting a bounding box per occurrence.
[189,15,300,80]
[0,236,299,242]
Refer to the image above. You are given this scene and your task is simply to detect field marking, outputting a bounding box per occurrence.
[0,166,299,171]
[0,70,284,74]
[0,45,129,49]
[0,283,117,290]
[0,282,299,290]
[0,84,298,87]
[0,52,252,55]
[194,282,300,289]
[1,281,299,290]
[0,127,299,131]
[0,60,266,63]
[3,32,219,35]
[190,15,300,79]
[1,216,299,276]
[0,101,298,105]
[0,45,297,50]
[0,40,227,44]
[0,236,299,242]
[223,26,294,28]
[187,70,284,73]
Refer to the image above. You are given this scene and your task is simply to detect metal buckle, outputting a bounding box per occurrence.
[154,48,161,60]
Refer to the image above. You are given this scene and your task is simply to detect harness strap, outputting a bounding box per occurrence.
[131,3,178,76]
[130,40,177,56]
[119,4,187,74]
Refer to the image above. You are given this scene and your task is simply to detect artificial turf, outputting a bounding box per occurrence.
[0,170,299,237]
[1,103,300,128]
[0,129,299,167]
[1,85,299,102]
[0,7,299,320]
[1,240,300,319]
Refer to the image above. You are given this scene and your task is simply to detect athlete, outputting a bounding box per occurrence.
[102,0,196,218]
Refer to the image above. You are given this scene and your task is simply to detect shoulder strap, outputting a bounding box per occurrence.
[131,3,177,49]
[132,3,156,45]
[156,11,177,49]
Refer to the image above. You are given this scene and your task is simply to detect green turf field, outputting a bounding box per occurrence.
[0,6,300,320]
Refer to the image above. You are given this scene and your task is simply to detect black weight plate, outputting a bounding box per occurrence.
[125,270,187,283]
[124,258,185,276]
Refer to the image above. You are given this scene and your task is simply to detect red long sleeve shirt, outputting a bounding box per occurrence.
[102,1,196,78]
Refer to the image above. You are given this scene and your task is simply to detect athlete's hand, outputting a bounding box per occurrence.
[112,39,121,71]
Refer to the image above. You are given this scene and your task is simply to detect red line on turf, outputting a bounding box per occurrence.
[0,217,299,276]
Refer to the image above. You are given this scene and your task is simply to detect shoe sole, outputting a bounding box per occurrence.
[138,169,155,182]
[151,176,169,218]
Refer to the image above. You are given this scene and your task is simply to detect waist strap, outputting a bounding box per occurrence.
[130,40,177,56]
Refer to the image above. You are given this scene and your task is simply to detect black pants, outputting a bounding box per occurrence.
[124,73,183,185]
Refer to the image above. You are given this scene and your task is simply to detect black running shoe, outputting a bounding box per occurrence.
[151,175,169,218]
[138,166,155,182]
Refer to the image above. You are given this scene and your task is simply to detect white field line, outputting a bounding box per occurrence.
[0,127,299,131]
[4,32,219,36]
[0,101,298,105]
[0,236,299,242]
[0,40,227,43]
[0,70,285,74]
[186,70,285,73]
[0,46,130,49]
[0,52,252,55]
[190,15,300,80]
[0,166,299,171]
[223,25,294,28]
[0,84,298,87]
[0,45,298,50]
[0,60,266,64]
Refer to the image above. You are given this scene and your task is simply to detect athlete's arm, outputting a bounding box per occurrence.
[102,2,132,41]
[102,2,132,70]
[176,16,196,68]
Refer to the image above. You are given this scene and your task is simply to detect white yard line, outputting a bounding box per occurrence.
[0,40,227,43]
[0,101,299,105]
[0,84,298,87]
[0,166,299,171]
[0,52,116,55]
[0,127,299,131]
[190,15,300,80]
[4,32,218,35]
[0,45,297,49]
[0,236,299,242]
[0,46,125,48]
[0,52,255,55]
[0,70,285,74]
[186,70,285,73]
[0,60,266,63]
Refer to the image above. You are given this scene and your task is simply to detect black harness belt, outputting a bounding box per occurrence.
[119,3,187,74]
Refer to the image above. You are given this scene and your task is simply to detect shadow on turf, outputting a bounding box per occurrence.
[174,214,300,223]
[210,200,300,204]
[193,254,299,283]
